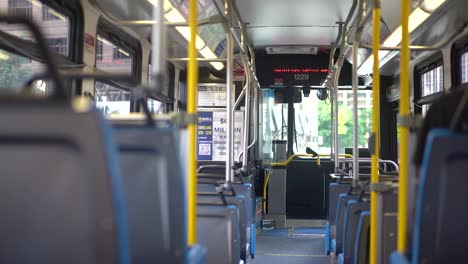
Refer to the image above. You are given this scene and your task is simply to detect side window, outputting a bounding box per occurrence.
[0,0,78,94]
[147,63,167,113]
[178,80,187,110]
[461,51,468,84]
[415,54,443,116]
[0,50,45,93]
[420,65,444,97]
[95,34,133,74]
[8,0,32,19]
[95,82,131,115]
[147,98,165,113]
[94,19,141,115]
[94,34,134,115]
[422,104,431,117]
[1,0,71,57]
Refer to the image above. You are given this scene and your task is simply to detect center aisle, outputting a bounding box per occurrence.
[251,227,331,264]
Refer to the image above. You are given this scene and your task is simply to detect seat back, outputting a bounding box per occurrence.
[197,204,240,264]
[198,194,247,261]
[354,211,370,264]
[334,194,358,254]
[113,125,186,263]
[342,200,370,263]
[0,102,129,264]
[326,183,351,255]
[382,190,398,264]
[329,183,352,225]
[413,130,468,263]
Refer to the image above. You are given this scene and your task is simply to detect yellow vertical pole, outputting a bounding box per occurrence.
[187,0,199,246]
[398,0,410,253]
[370,2,381,264]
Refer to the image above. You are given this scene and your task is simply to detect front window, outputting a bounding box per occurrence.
[261,89,373,157]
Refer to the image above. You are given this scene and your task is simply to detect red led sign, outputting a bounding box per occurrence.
[273,68,329,73]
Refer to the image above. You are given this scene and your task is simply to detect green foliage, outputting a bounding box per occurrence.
[0,56,31,90]
[317,102,372,150]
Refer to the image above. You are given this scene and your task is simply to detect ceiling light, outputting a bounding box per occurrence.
[164,4,225,70]
[358,2,445,75]
[174,27,206,50]
[199,46,224,70]
[164,7,185,23]
[421,0,446,12]
[26,0,41,8]
[383,8,430,47]
[358,50,390,75]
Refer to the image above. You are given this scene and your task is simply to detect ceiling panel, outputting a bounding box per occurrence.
[247,27,338,47]
[236,0,354,49]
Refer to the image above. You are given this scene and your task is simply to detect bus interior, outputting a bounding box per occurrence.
[0,0,466,263]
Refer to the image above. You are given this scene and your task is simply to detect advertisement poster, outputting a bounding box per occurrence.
[198,84,227,107]
[197,110,244,161]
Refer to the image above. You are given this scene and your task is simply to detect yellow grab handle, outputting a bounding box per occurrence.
[269,153,352,167]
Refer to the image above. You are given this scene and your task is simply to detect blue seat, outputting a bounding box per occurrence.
[333,193,358,254]
[198,175,256,258]
[338,252,345,264]
[197,204,241,264]
[0,100,130,264]
[391,129,468,264]
[342,200,369,264]
[354,211,370,264]
[113,124,188,263]
[198,192,248,261]
[326,183,351,255]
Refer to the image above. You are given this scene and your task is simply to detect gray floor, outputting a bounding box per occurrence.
[250,227,331,264]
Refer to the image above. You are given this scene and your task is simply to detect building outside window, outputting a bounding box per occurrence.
[46,38,68,56]
[8,0,32,19]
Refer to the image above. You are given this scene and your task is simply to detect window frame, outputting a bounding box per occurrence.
[451,33,468,87]
[0,0,83,96]
[8,0,33,20]
[146,52,175,113]
[95,17,142,113]
[41,0,84,64]
[96,17,142,82]
[414,52,444,114]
